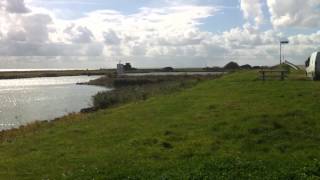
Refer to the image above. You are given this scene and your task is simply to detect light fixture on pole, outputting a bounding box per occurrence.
[280,40,289,64]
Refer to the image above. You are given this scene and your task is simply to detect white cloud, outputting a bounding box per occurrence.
[240,0,264,27]
[63,24,94,44]
[267,0,320,28]
[2,0,29,13]
[289,31,320,45]
[0,0,319,68]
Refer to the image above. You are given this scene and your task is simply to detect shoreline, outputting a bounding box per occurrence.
[0,73,222,139]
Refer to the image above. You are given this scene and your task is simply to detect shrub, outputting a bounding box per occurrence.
[162,67,174,72]
[91,75,220,110]
[93,92,121,109]
[224,62,240,70]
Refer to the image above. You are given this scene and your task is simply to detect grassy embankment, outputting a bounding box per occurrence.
[0,69,113,79]
[1,69,320,179]
[86,75,220,111]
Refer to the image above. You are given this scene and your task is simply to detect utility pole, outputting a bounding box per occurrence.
[280,40,289,64]
[280,43,282,64]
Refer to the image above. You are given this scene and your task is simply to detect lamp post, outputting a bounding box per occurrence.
[280,40,289,64]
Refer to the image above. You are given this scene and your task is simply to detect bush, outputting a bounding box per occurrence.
[224,62,240,70]
[240,64,252,69]
[162,67,174,72]
[93,92,121,109]
[91,75,221,110]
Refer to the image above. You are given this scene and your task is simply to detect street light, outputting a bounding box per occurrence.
[280,40,289,64]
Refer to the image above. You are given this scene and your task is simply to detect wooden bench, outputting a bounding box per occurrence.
[259,70,288,81]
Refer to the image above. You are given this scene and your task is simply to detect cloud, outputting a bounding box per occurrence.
[240,0,264,27]
[103,30,121,45]
[289,31,320,45]
[0,0,319,68]
[3,0,29,13]
[267,0,320,28]
[63,25,94,43]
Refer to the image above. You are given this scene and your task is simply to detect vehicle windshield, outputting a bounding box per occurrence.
[306,57,310,67]
[316,53,320,68]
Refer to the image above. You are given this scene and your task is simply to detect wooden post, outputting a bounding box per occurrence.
[262,71,265,81]
[281,71,284,80]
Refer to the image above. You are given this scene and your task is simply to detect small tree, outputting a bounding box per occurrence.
[240,64,252,69]
[124,63,132,71]
[224,61,240,70]
[162,67,174,72]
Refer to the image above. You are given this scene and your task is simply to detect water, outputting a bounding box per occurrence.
[0,68,90,72]
[0,76,109,130]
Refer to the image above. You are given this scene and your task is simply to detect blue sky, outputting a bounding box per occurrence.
[0,0,319,68]
[32,0,245,32]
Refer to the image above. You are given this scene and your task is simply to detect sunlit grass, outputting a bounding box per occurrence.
[1,70,320,179]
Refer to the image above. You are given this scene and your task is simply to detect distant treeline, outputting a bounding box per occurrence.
[123,62,266,74]
[203,61,267,72]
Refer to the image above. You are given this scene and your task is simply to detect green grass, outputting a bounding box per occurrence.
[1,70,320,179]
[91,75,219,110]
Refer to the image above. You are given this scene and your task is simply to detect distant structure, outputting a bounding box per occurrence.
[283,60,299,70]
[117,63,125,75]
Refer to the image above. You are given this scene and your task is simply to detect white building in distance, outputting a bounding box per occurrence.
[117,63,125,75]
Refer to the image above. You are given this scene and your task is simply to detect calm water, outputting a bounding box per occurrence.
[0,76,109,130]
[0,68,89,72]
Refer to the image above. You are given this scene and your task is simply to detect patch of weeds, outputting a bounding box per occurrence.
[169,124,180,128]
[297,93,304,97]
[149,152,163,160]
[231,125,240,130]
[216,121,228,127]
[235,133,245,139]
[261,147,270,153]
[71,128,87,134]
[241,139,255,151]
[260,114,272,122]
[161,142,173,149]
[179,149,195,159]
[280,110,306,119]
[248,127,271,135]
[255,138,267,144]
[130,138,159,147]
[164,130,185,142]
[223,101,241,110]
[210,141,221,152]
[274,143,290,153]
[211,126,220,132]
[164,130,174,136]
[300,159,320,178]
[207,104,217,111]
[302,120,315,126]
[272,121,284,129]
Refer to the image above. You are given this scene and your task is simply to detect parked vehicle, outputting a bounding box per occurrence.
[305,52,320,80]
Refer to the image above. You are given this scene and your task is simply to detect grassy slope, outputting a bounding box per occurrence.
[1,70,320,179]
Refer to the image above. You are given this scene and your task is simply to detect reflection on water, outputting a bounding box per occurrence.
[0,76,109,130]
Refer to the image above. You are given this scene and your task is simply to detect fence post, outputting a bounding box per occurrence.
[281,71,284,80]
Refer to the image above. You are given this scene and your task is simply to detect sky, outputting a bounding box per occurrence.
[0,0,319,69]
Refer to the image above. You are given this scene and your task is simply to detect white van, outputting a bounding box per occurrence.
[305,52,320,80]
